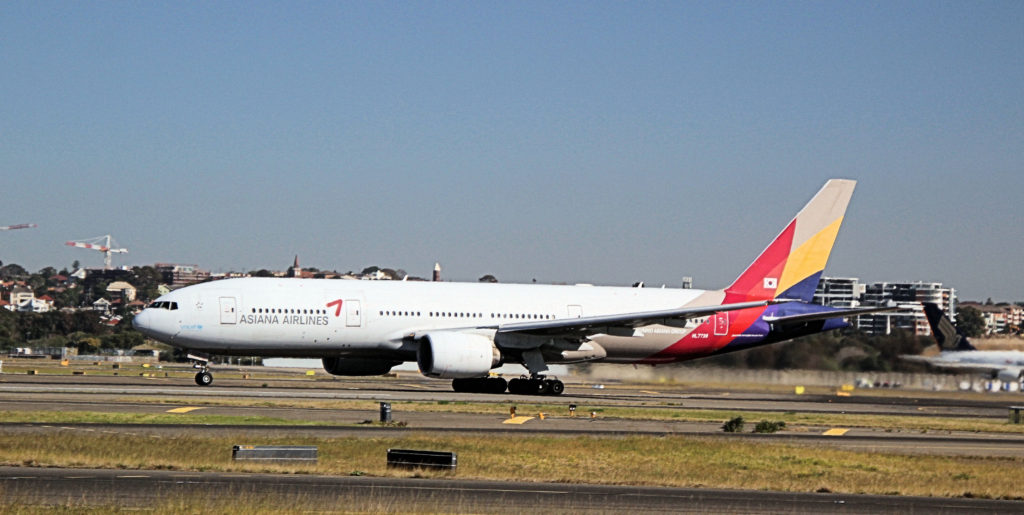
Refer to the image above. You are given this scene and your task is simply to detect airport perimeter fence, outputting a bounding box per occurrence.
[583,365,993,392]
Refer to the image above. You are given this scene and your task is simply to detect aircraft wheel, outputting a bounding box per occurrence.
[533,379,550,395]
[195,371,213,386]
[508,378,525,395]
[451,378,469,392]
[488,377,508,394]
[548,379,564,396]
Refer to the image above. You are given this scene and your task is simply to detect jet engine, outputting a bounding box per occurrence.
[417,332,501,379]
[322,357,401,376]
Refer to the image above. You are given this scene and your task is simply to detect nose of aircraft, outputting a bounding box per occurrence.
[133,309,153,335]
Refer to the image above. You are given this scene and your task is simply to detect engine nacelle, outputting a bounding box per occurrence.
[417,332,500,379]
[996,368,1023,383]
[322,357,400,376]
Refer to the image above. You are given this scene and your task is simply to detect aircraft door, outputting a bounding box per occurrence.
[714,311,728,336]
[219,297,237,325]
[345,299,362,327]
[567,305,583,318]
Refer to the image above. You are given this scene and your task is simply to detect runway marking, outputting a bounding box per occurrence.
[116,475,150,479]
[822,428,849,436]
[503,416,535,425]
[166,407,203,413]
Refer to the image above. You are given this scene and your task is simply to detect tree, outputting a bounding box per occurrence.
[955,306,986,338]
[128,266,164,301]
[0,263,29,280]
[478,274,498,283]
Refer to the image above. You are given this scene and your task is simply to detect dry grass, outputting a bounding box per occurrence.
[0,410,327,426]
[0,431,1020,500]
[0,488,461,515]
[105,395,1024,434]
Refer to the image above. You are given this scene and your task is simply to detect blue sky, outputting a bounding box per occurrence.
[2,2,1022,301]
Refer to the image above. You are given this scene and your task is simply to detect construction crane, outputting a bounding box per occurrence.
[65,235,128,269]
[0,223,37,231]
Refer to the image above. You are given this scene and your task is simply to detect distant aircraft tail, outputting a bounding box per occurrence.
[724,179,856,304]
[922,302,976,351]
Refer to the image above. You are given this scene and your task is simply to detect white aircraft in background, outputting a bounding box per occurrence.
[902,302,1024,385]
[134,179,893,395]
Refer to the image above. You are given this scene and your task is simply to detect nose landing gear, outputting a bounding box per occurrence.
[195,369,213,386]
[188,353,213,386]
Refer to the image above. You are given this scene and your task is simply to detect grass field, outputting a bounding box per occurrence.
[0,431,1021,501]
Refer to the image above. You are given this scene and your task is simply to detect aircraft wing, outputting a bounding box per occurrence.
[899,355,1023,375]
[761,305,901,326]
[494,299,774,337]
[899,355,979,368]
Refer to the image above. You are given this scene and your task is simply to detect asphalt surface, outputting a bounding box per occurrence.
[1,466,1019,514]
[1,370,1023,512]
[2,373,1022,457]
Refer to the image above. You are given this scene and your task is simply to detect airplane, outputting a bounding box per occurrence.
[901,302,1024,385]
[134,178,895,394]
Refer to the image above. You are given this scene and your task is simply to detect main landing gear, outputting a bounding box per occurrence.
[508,375,564,396]
[188,353,213,386]
[451,376,508,394]
[450,375,564,395]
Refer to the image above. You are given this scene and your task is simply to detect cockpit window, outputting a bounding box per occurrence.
[147,301,178,310]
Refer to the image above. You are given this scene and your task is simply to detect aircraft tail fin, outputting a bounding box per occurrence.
[724,179,856,303]
[922,302,976,351]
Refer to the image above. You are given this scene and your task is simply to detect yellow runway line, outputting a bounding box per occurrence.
[502,416,535,425]
[166,407,203,414]
[822,428,849,436]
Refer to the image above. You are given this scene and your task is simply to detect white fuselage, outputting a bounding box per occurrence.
[929,350,1024,368]
[134,277,714,363]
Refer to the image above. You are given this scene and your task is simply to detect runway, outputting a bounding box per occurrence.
[1,372,1022,457]
[1,466,1018,514]
[1,370,1017,418]
[1,370,1023,512]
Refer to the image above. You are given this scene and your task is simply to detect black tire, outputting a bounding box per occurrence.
[548,379,564,395]
[488,377,508,394]
[533,379,550,395]
[508,378,525,395]
[451,378,468,392]
[195,371,213,386]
